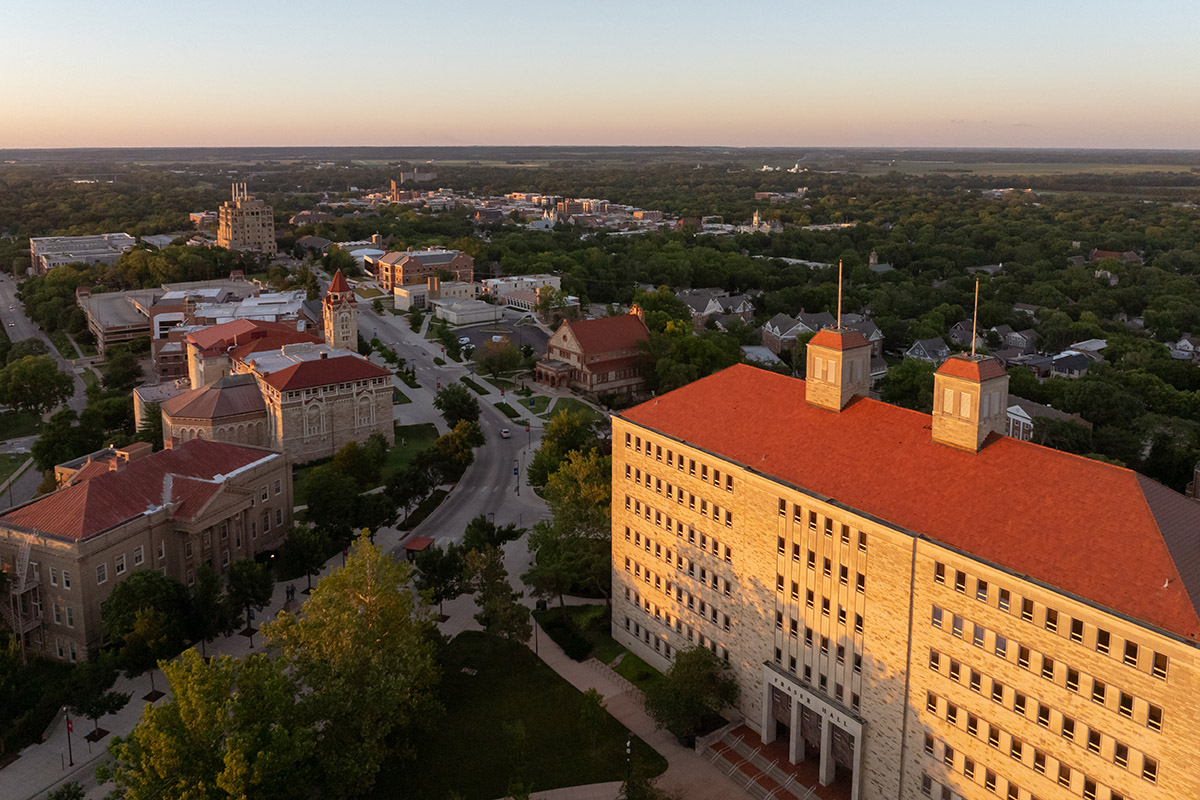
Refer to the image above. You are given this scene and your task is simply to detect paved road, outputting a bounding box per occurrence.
[359,304,552,547]
[0,274,94,510]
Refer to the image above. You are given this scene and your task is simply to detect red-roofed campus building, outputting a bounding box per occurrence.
[612,333,1200,800]
[153,278,392,463]
[535,312,649,397]
[0,438,291,662]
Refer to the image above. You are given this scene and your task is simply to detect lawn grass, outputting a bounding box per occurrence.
[81,370,99,392]
[0,453,32,486]
[494,401,522,420]
[74,334,98,357]
[612,651,666,697]
[372,632,666,800]
[355,287,383,298]
[0,410,41,440]
[519,394,551,415]
[392,388,412,405]
[460,376,489,395]
[533,603,623,664]
[48,329,76,358]
[293,423,438,505]
[384,423,440,477]
[399,488,447,531]
[545,397,603,421]
[398,371,420,389]
[433,356,446,366]
[489,377,516,390]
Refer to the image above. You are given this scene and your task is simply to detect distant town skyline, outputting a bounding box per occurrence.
[3,0,1198,149]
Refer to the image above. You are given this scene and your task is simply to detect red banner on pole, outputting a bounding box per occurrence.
[67,718,73,733]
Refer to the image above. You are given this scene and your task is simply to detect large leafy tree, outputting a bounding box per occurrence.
[433,382,480,427]
[0,355,73,414]
[67,653,130,738]
[32,408,104,471]
[226,559,274,633]
[877,357,936,412]
[461,514,524,553]
[527,408,602,487]
[263,532,440,798]
[279,524,330,593]
[102,346,142,393]
[644,646,738,743]
[189,564,239,658]
[100,569,191,651]
[465,546,532,643]
[99,650,314,800]
[524,449,612,607]
[412,541,465,616]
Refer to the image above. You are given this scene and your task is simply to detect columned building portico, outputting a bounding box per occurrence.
[762,663,864,800]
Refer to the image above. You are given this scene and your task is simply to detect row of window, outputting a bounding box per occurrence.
[772,646,861,712]
[931,605,1164,733]
[625,522,732,569]
[94,544,147,585]
[929,648,1151,779]
[925,685,1156,794]
[624,465,736,529]
[624,431,735,493]
[776,560,867,595]
[623,587,730,664]
[624,559,732,629]
[933,561,1169,681]
[777,500,869,552]
[623,497,734,565]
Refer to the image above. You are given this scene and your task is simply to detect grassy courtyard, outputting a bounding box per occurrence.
[545,397,604,421]
[373,632,666,800]
[0,453,31,486]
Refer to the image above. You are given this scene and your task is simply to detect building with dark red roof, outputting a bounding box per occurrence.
[0,438,291,662]
[611,342,1200,800]
[535,312,649,397]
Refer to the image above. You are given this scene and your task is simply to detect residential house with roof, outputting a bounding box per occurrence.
[1005,395,1093,441]
[948,321,984,350]
[535,313,649,397]
[904,337,951,364]
[761,311,836,355]
[367,248,473,293]
[0,438,291,662]
[1170,334,1200,361]
[1051,351,1092,379]
[612,346,1200,800]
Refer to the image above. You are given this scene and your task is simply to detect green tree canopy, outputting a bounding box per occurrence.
[433,382,481,428]
[0,355,73,414]
[527,408,602,487]
[644,646,738,742]
[263,533,440,798]
[100,569,190,650]
[99,650,314,800]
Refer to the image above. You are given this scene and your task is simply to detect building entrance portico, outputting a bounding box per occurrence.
[761,663,864,800]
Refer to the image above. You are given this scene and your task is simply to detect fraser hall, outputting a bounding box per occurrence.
[611,328,1200,800]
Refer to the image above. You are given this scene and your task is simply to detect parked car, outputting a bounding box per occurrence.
[458,336,471,345]
[500,429,511,439]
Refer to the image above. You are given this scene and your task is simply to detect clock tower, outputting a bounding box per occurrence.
[323,270,358,352]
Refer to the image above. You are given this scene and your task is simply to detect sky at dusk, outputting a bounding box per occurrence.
[2,0,1197,149]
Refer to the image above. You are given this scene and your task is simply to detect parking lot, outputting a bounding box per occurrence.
[455,312,550,357]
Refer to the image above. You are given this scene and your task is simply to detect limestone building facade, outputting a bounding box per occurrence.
[217,183,277,257]
[369,248,473,293]
[0,439,292,662]
[611,339,1200,800]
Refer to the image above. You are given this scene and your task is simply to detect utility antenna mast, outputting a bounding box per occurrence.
[837,259,843,328]
[971,278,980,358]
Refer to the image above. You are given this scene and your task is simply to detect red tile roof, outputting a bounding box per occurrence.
[187,321,302,352]
[1,439,278,541]
[327,270,350,294]
[161,374,265,419]
[226,330,322,362]
[260,355,390,391]
[565,314,649,357]
[810,328,870,351]
[621,364,1200,640]
[937,354,1008,382]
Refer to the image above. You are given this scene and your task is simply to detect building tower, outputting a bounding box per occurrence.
[323,270,358,352]
[805,260,871,412]
[931,354,1009,451]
